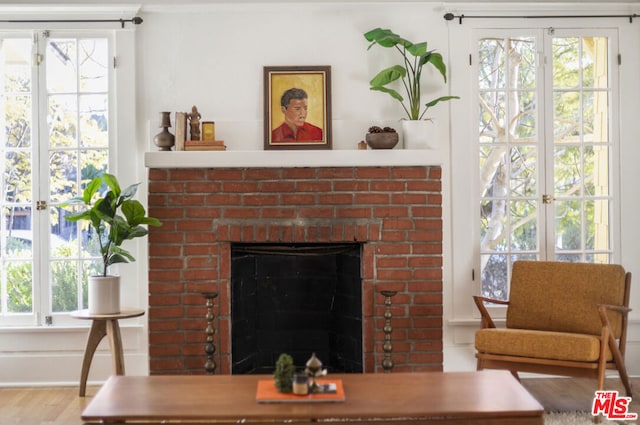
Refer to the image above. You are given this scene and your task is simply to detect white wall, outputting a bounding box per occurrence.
[1,1,638,385]
[137,2,453,151]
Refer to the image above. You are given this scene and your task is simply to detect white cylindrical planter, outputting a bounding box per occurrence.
[88,275,121,315]
[401,120,437,149]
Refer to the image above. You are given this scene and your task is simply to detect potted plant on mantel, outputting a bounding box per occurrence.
[364,27,459,149]
[63,173,162,315]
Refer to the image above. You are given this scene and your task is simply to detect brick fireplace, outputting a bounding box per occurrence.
[147,164,443,374]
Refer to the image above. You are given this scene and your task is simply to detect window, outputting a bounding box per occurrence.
[476,29,618,300]
[1,31,112,326]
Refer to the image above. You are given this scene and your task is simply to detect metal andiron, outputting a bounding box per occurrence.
[202,291,218,375]
[380,290,397,373]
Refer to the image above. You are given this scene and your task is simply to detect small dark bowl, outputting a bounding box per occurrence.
[365,132,399,149]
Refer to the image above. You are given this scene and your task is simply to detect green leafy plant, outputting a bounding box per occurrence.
[274,353,295,393]
[364,27,459,120]
[63,173,162,277]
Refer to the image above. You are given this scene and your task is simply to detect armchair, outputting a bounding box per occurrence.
[473,261,633,398]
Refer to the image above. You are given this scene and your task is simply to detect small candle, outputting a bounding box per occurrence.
[292,373,309,395]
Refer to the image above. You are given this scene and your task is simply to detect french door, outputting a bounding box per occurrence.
[477,28,618,299]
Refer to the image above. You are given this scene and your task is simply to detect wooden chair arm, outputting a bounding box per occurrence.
[598,304,632,315]
[473,296,509,329]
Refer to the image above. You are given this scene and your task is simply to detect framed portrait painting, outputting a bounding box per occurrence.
[264,66,332,150]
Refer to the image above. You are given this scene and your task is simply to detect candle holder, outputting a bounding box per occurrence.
[202,291,218,375]
[380,290,397,373]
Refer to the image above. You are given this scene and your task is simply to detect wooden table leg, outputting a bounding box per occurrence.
[106,319,125,375]
[79,320,107,397]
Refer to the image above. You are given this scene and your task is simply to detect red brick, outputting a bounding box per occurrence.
[283,168,317,179]
[374,207,410,218]
[185,232,217,243]
[356,168,391,179]
[209,169,243,180]
[243,194,279,206]
[413,269,443,280]
[150,332,186,345]
[149,320,180,331]
[282,194,315,205]
[333,180,369,192]
[149,295,180,306]
[245,169,281,180]
[149,306,185,318]
[149,182,184,193]
[407,180,441,192]
[408,256,442,268]
[224,208,260,219]
[150,345,181,356]
[318,193,353,204]
[429,167,442,179]
[317,168,353,178]
[374,244,411,255]
[336,207,371,219]
[148,169,168,180]
[377,269,412,280]
[381,230,407,242]
[391,193,427,204]
[413,294,443,305]
[355,193,389,204]
[206,194,242,206]
[376,257,408,268]
[170,169,206,180]
[409,231,443,242]
[299,207,335,218]
[149,244,182,258]
[261,181,296,192]
[177,220,214,231]
[391,167,427,179]
[183,269,217,281]
[149,258,184,269]
[222,182,259,193]
[296,181,332,192]
[370,181,405,191]
[185,182,222,193]
[168,194,206,206]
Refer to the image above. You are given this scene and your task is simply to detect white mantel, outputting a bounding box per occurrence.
[144,149,445,169]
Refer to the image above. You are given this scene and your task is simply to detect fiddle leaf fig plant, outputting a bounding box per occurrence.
[63,173,162,277]
[364,27,459,120]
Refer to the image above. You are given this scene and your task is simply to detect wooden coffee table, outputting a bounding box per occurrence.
[81,371,543,425]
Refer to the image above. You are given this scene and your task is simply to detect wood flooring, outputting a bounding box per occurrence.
[0,377,638,425]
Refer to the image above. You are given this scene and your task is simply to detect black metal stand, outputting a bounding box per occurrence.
[202,292,218,375]
[380,290,397,373]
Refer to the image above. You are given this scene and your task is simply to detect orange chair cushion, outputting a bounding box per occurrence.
[475,328,612,362]
[506,261,626,337]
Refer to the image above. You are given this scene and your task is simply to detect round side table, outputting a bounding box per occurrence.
[71,309,145,396]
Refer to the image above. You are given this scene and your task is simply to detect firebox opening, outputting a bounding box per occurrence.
[231,242,363,375]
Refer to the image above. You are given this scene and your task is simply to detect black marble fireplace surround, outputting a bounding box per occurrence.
[230,242,363,374]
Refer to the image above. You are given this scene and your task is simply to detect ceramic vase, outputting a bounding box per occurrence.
[402,120,437,149]
[88,275,121,315]
[153,112,175,151]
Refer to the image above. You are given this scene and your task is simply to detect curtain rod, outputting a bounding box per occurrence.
[444,12,638,24]
[0,17,143,28]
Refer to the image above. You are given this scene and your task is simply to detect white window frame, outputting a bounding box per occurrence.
[447,12,629,329]
[0,16,141,329]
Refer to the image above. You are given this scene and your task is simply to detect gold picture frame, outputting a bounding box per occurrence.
[263,66,332,150]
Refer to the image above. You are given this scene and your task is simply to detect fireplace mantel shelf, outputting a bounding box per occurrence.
[144,149,444,169]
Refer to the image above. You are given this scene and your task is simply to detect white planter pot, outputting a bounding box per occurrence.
[401,120,437,149]
[88,275,121,315]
